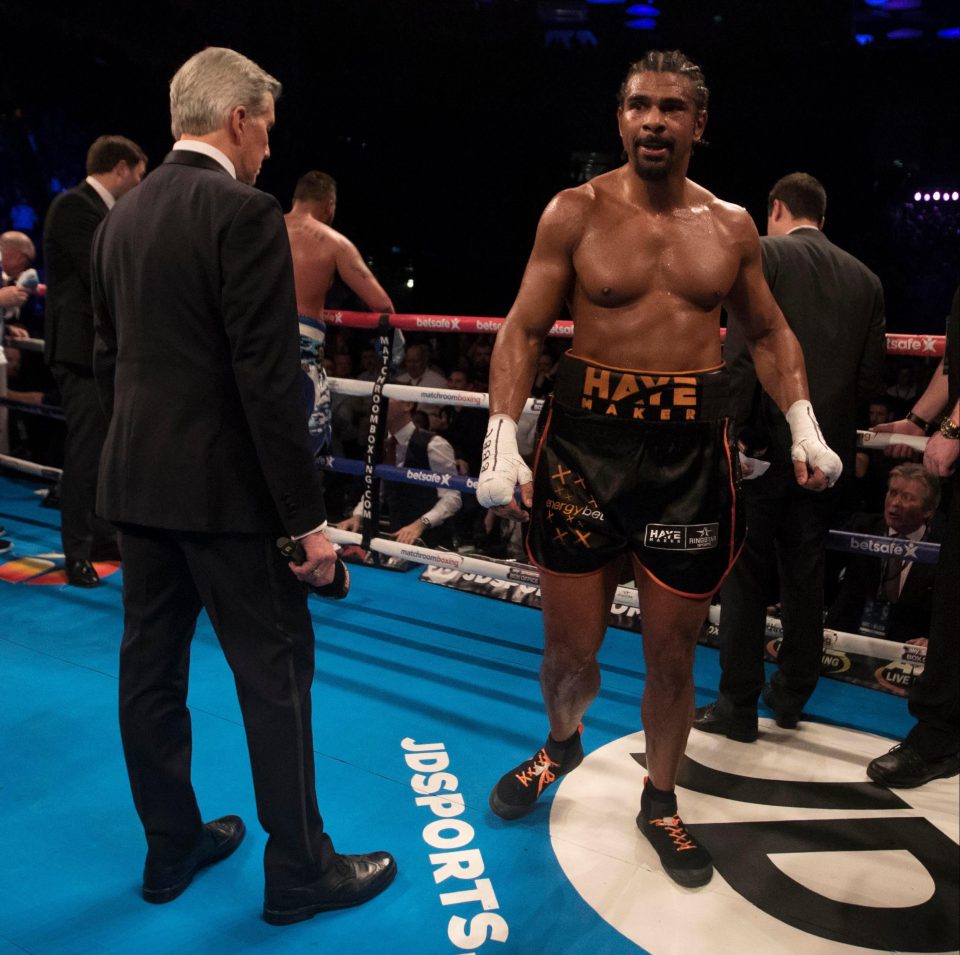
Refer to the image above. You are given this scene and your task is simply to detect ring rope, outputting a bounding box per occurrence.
[4,326,946,358]
[323,526,926,665]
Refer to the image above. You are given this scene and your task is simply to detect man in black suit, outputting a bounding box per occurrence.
[694,172,886,741]
[43,135,146,586]
[868,286,959,787]
[91,47,395,923]
[825,463,943,643]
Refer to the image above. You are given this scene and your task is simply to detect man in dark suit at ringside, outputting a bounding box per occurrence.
[694,172,887,741]
[43,135,146,586]
[825,462,943,643]
[90,47,395,924]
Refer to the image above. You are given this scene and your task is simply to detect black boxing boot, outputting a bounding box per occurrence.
[489,725,584,820]
[636,777,713,888]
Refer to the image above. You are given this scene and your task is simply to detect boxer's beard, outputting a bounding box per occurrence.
[631,150,673,181]
[631,137,675,180]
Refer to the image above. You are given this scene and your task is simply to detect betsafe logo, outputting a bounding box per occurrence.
[550,723,958,954]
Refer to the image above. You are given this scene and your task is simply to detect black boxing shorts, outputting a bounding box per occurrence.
[526,353,745,598]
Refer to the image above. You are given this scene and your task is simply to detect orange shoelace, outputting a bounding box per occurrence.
[649,816,698,852]
[514,749,559,795]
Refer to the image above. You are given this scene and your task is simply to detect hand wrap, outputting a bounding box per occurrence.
[785,400,843,487]
[477,414,532,508]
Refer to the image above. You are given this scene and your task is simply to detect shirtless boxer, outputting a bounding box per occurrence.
[284,171,394,453]
[477,50,841,888]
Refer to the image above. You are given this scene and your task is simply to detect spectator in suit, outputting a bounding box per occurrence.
[694,172,886,741]
[91,47,395,922]
[826,463,943,643]
[43,135,146,586]
[396,341,447,389]
[339,397,461,546]
[867,286,959,787]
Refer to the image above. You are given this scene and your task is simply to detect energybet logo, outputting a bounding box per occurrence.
[544,498,605,522]
[550,724,958,953]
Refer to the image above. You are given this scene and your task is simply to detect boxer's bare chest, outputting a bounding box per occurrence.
[572,202,740,314]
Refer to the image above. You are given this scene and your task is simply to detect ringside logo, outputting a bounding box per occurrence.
[401,739,509,953]
[551,724,958,954]
[849,537,919,559]
[474,320,502,333]
[399,548,462,569]
[875,660,920,694]
[406,469,453,486]
[507,565,541,585]
[416,316,461,330]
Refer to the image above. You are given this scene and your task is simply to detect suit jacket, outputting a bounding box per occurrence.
[725,227,886,473]
[825,511,945,642]
[91,150,326,536]
[43,181,109,370]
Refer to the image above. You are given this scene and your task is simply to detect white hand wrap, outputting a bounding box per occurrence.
[477,414,532,508]
[785,400,843,487]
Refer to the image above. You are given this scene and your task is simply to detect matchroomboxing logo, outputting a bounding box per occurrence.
[550,724,959,954]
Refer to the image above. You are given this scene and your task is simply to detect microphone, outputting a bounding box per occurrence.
[16,268,39,291]
[277,536,350,599]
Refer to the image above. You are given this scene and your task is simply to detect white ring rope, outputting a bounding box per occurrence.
[322,527,926,665]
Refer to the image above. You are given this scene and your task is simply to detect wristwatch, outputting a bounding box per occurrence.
[939,416,960,439]
[419,515,432,528]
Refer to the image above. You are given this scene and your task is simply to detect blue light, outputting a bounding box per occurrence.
[625,3,660,14]
[855,33,874,45]
[937,27,960,39]
[887,28,923,38]
[625,17,657,28]
[863,0,886,6]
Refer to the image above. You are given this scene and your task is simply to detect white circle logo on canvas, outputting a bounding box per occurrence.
[550,721,959,954]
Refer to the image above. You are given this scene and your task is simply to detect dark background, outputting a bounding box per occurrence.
[2,0,958,329]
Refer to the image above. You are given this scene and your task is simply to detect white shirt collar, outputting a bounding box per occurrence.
[173,140,237,179]
[786,224,821,235]
[393,421,416,446]
[888,524,927,542]
[85,176,116,210]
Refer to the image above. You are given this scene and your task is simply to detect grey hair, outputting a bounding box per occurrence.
[169,47,281,139]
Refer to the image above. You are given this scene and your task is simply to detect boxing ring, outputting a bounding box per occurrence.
[0,316,948,697]
[0,315,957,955]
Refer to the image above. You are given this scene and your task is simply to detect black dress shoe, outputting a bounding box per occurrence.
[867,743,960,789]
[692,702,758,743]
[142,815,246,903]
[66,559,101,588]
[263,851,397,925]
[762,684,800,729]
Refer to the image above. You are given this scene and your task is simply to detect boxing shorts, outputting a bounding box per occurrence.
[299,315,331,456]
[526,353,744,598]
